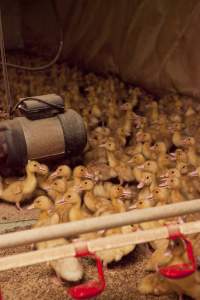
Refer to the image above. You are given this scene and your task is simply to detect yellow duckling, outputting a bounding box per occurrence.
[29,196,84,283]
[44,178,68,202]
[149,187,170,205]
[182,136,200,167]
[49,165,72,181]
[159,177,185,203]
[137,172,156,191]
[28,195,59,228]
[138,273,173,296]
[153,238,200,300]
[0,160,47,210]
[96,185,136,265]
[65,190,91,221]
[138,160,159,176]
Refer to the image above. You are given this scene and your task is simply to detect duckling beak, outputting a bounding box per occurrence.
[181,138,188,146]
[128,204,137,210]
[160,173,169,180]
[49,171,58,179]
[137,181,144,189]
[122,189,133,198]
[98,143,106,148]
[159,182,168,188]
[27,203,35,210]
[119,104,128,110]
[137,164,144,169]
[38,165,48,173]
[188,170,198,177]
[56,197,68,205]
[83,171,94,180]
[169,153,176,161]
[146,194,153,200]
[127,158,134,163]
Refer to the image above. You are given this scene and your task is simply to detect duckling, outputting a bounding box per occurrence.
[137,172,156,191]
[65,191,91,221]
[134,197,167,250]
[72,165,91,182]
[182,136,200,167]
[138,273,173,296]
[28,195,59,228]
[0,160,47,210]
[150,187,170,205]
[154,238,200,300]
[30,196,83,283]
[157,154,174,173]
[159,177,185,203]
[84,191,111,213]
[99,140,134,184]
[138,160,159,176]
[170,149,188,163]
[169,122,185,148]
[86,162,117,182]
[96,225,136,266]
[49,165,72,181]
[95,186,136,265]
[44,178,68,202]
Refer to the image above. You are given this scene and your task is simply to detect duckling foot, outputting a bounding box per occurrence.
[51,275,64,286]
[178,293,183,300]
[16,202,23,211]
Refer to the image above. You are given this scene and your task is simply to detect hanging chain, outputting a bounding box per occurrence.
[0,7,12,116]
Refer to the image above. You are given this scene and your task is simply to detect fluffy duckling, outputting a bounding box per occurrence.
[0,160,47,210]
[92,185,136,264]
[84,191,111,213]
[170,149,188,163]
[86,163,117,182]
[49,165,72,181]
[30,195,83,282]
[65,190,91,221]
[169,122,185,148]
[99,140,134,184]
[138,160,159,176]
[154,238,200,300]
[72,165,91,182]
[28,195,59,228]
[138,273,173,296]
[44,178,68,202]
[149,187,170,205]
[182,136,200,167]
[137,172,156,191]
[159,177,185,203]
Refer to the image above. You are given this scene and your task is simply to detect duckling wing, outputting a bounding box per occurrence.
[7,182,23,195]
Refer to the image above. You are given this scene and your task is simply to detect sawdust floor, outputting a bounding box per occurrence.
[0,203,176,300]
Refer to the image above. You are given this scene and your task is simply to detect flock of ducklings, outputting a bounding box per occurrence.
[2,57,200,298]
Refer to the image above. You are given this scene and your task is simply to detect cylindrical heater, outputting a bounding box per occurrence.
[0,94,87,173]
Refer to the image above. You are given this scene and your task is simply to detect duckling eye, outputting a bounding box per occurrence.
[156,191,159,194]
[54,182,58,186]
[67,195,71,198]
[84,182,88,185]
[33,163,37,167]
[171,171,175,174]
[147,163,150,166]
[146,176,149,179]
